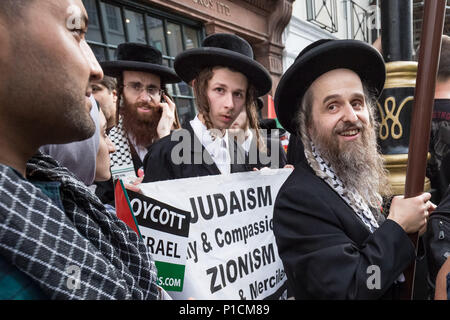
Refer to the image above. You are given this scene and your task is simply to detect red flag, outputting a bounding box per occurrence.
[114,180,142,238]
[267,94,276,119]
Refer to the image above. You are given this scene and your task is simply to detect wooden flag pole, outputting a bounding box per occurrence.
[401,0,446,300]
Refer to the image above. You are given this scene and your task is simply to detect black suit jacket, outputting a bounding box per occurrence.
[273,159,416,299]
[246,134,287,170]
[143,122,251,182]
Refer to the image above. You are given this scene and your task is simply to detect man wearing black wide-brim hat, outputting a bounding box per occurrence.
[273,39,435,299]
[96,43,181,204]
[142,33,273,183]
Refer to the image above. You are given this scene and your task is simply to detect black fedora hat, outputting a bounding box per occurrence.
[259,118,286,135]
[275,39,386,134]
[174,33,272,97]
[100,42,180,83]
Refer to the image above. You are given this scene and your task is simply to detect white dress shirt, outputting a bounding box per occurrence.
[127,133,150,163]
[190,116,231,174]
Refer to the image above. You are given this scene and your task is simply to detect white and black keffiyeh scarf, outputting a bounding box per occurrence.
[307,142,380,233]
[108,117,137,181]
[0,153,158,299]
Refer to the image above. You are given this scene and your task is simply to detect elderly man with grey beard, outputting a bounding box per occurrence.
[273,39,435,300]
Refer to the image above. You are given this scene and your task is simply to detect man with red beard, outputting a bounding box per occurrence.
[273,39,435,299]
[96,42,181,203]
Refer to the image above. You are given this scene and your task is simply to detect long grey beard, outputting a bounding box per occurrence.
[305,126,388,209]
[307,141,381,232]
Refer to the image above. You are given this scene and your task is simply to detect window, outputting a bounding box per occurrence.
[306,0,338,33]
[102,2,126,45]
[347,1,371,42]
[147,16,167,55]
[125,9,146,44]
[344,0,380,43]
[105,4,121,32]
[82,0,203,125]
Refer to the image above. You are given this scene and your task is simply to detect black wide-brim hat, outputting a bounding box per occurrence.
[174,33,272,97]
[275,39,386,134]
[100,42,180,83]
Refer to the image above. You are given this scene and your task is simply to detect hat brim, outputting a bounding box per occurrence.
[275,40,386,134]
[174,47,272,97]
[100,61,181,83]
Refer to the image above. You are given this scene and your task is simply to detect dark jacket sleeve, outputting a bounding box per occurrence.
[142,137,176,183]
[277,142,287,168]
[273,180,416,300]
[252,136,287,169]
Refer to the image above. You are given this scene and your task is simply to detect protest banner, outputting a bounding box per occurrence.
[121,168,293,300]
[115,180,191,292]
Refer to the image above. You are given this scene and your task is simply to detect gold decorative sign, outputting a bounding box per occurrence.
[377,96,413,140]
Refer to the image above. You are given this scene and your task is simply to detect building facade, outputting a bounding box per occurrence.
[283,0,450,71]
[283,0,379,72]
[83,0,295,123]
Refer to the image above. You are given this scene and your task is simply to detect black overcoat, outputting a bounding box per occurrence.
[246,134,288,170]
[273,159,416,299]
[143,122,251,182]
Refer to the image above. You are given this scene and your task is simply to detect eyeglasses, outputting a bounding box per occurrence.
[123,82,163,98]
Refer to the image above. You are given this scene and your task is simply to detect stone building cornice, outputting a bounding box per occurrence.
[238,0,277,12]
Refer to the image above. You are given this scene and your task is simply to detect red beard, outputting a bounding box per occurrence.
[121,100,162,147]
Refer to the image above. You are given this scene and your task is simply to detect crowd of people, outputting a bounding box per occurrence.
[0,0,448,300]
